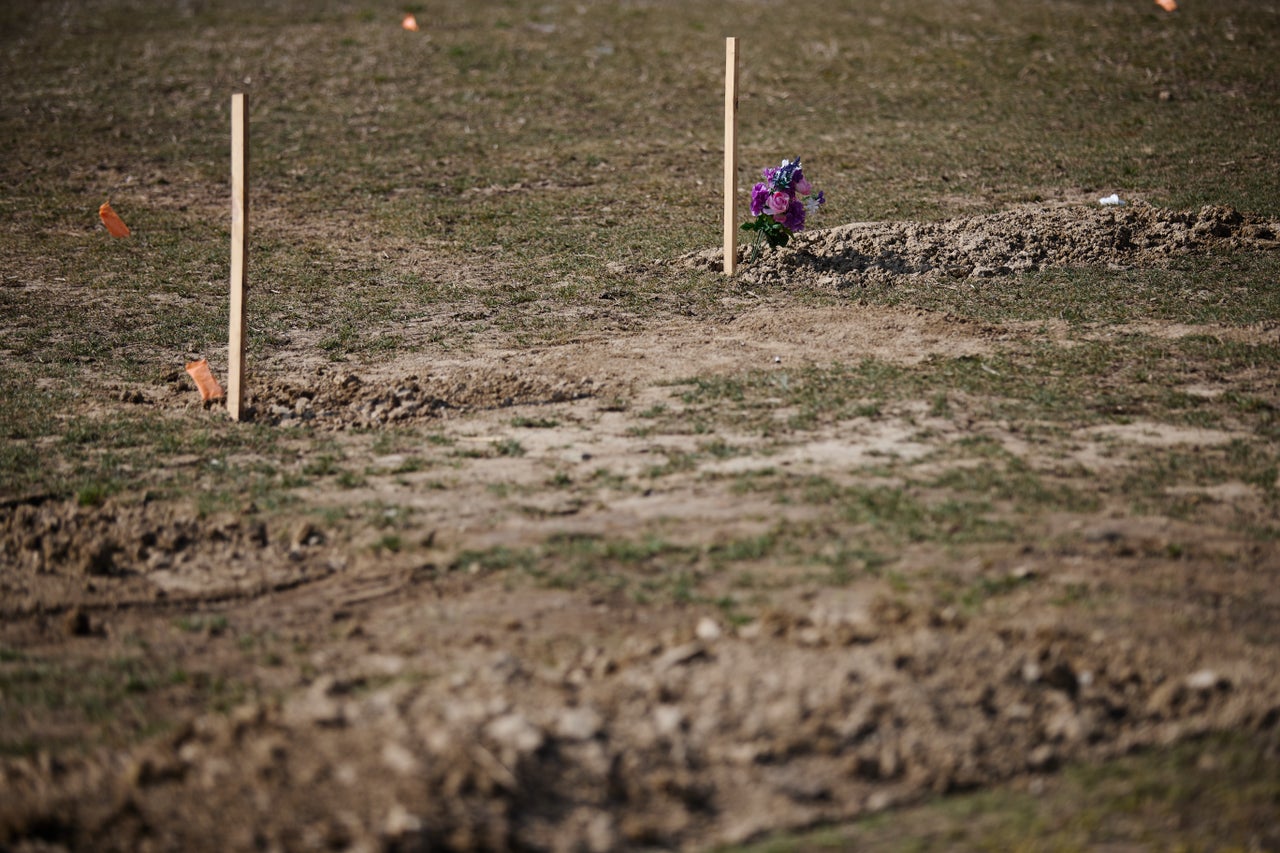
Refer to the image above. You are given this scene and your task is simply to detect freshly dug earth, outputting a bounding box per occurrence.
[690,198,1278,285]
[3,204,1280,851]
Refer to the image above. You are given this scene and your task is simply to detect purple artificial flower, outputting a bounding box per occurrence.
[749,182,771,217]
[782,198,806,231]
[794,174,812,196]
[805,190,825,213]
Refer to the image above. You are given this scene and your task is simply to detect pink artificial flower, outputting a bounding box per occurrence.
[794,176,812,196]
[765,191,790,216]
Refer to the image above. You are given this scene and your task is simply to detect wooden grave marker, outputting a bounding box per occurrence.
[723,37,739,276]
[228,92,249,421]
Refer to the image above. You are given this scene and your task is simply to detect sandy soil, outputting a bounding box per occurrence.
[2,202,1279,851]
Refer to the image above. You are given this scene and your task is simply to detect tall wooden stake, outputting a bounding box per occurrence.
[228,92,249,421]
[723,37,739,276]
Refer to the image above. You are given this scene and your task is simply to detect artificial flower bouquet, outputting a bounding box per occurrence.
[741,157,825,263]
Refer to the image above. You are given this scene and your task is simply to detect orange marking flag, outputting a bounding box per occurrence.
[185,359,224,402]
[99,201,130,237]
[402,13,419,31]
[1155,0,1177,10]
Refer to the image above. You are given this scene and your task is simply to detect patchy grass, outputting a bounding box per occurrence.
[0,644,242,756]
[673,336,1278,439]
[726,731,1280,853]
[860,252,1280,326]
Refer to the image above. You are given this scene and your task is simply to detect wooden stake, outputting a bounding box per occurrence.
[227,92,249,421]
[723,37,739,276]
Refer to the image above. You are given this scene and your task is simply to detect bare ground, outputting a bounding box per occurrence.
[3,203,1280,851]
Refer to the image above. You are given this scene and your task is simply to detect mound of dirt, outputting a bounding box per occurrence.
[141,366,603,429]
[683,202,1278,287]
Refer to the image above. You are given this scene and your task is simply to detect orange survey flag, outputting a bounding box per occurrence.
[99,201,131,237]
[402,13,419,31]
[185,359,224,402]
